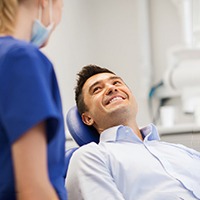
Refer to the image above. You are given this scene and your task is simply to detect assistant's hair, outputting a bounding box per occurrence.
[0,0,19,34]
[75,64,115,115]
[0,0,35,34]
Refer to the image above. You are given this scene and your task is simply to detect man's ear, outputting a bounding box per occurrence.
[81,112,94,126]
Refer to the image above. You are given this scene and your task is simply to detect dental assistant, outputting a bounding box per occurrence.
[0,0,66,200]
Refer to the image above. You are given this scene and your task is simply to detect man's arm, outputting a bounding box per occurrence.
[12,122,59,200]
[66,143,125,200]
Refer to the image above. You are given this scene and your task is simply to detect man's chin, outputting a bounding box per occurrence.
[107,105,129,115]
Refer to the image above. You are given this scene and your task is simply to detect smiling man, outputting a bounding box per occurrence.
[81,70,142,140]
[66,64,200,200]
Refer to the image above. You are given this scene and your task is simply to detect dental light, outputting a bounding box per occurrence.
[163,48,200,91]
[163,47,200,113]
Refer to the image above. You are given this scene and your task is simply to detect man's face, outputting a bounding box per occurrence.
[81,73,138,132]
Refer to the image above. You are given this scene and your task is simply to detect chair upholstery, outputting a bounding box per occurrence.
[64,147,79,179]
[66,106,99,146]
[65,106,100,178]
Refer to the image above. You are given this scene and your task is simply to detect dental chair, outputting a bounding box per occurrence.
[64,106,99,178]
[66,106,99,146]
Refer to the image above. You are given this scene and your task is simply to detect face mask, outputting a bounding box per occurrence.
[31,0,54,48]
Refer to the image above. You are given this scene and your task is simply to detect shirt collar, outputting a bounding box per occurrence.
[99,123,160,143]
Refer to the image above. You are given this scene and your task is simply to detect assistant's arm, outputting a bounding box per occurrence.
[66,143,125,200]
[12,122,59,200]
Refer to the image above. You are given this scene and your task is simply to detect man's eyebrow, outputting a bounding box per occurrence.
[88,81,101,93]
[88,76,124,93]
[109,76,123,81]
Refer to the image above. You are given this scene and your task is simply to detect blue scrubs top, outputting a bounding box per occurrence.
[0,36,67,200]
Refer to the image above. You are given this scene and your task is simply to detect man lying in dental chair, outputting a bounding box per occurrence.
[66,64,200,200]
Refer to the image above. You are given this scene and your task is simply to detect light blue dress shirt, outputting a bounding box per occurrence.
[66,124,200,200]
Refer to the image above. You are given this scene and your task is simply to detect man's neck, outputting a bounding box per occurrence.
[131,126,143,141]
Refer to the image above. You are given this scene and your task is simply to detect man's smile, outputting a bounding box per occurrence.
[105,95,126,105]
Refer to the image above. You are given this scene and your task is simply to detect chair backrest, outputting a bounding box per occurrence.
[66,106,99,146]
[64,106,100,179]
[64,147,79,179]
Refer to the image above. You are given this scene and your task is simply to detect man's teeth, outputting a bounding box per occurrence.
[109,97,123,103]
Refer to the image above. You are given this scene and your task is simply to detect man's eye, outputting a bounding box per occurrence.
[113,81,121,85]
[93,87,101,93]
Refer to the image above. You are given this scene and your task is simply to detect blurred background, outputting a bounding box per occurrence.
[43,0,200,150]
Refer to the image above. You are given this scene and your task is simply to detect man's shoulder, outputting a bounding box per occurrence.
[74,142,99,155]
[71,142,106,161]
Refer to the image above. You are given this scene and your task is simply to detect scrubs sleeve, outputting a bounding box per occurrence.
[0,46,60,144]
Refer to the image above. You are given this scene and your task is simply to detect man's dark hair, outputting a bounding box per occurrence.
[75,64,115,115]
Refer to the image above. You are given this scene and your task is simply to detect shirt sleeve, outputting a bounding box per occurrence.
[66,143,125,200]
[0,46,60,144]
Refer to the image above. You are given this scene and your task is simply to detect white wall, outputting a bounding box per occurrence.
[150,0,182,83]
[43,0,182,142]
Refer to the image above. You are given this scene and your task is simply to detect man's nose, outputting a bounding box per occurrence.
[105,84,118,95]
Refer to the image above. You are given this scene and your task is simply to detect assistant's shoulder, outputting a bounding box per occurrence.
[2,37,47,62]
[1,39,52,75]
